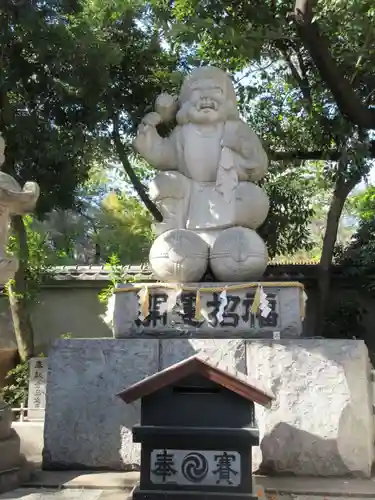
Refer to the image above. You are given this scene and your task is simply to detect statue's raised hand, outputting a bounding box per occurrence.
[137,112,162,136]
[134,110,169,162]
[137,93,178,137]
[155,93,178,123]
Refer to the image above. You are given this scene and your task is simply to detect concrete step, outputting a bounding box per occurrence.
[0,488,124,500]
[23,470,375,498]
[24,470,138,493]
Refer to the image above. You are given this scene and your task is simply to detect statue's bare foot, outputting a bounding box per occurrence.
[209,227,268,282]
[149,229,209,282]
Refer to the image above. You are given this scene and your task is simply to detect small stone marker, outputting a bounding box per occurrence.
[118,355,274,500]
[28,357,48,421]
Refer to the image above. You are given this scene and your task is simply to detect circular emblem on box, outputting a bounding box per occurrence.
[181,452,209,482]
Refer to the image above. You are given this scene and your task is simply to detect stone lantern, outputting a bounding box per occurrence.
[0,134,40,284]
[0,134,40,492]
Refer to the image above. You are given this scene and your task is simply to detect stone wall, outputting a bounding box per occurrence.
[0,284,110,386]
[0,287,111,353]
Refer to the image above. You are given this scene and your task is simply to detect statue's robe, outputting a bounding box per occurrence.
[135,120,268,238]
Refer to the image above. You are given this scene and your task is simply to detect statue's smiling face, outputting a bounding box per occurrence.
[177,78,227,125]
[191,80,225,116]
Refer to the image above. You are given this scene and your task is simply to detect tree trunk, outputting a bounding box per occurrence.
[94,243,101,264]
[8,215,35,362]
[291,0,375,129]
[315,181,351,336]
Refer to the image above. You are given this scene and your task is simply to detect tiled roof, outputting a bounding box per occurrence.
[51,264,153,282]
[48,262,340,284]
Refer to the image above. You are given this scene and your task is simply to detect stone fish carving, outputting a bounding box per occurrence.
[134,66,269,282]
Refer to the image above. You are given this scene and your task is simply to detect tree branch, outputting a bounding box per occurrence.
[275,40,337,140]
[294,0,315,23]
[281,46,313,108]
[270,150,335,161]
[291,1,375,129]
[296,48,309,82]
[269,139,375,161]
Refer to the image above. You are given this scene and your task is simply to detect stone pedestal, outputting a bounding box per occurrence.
[43,338,373,477]
[0,402,31,493]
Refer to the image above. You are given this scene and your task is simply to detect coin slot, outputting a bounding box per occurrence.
[173,386,220,394]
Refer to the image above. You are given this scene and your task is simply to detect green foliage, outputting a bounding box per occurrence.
[33,162,155,265]
[322,295,367,340]
[260,170,314,258]
[98,254,130,305]
[0,0,178,213]
[5,215,67,303]
[241,64,368,260]
[60,332,73,339]
[95,191,153,263]
[0,0,106,215]
[154,0,375,115]
[240,66,332,155]
[1,361,29,408]
[68,0,179,160]
[339,185,375,293]
[349,185,375,222]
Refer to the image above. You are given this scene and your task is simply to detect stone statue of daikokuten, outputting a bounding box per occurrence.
[134,66,270,283]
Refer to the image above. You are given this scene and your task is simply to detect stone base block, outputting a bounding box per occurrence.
[247,340,373,477]
[0,455,32,493]
[0,349,17,389]
[0,430,21,470]
[43,338,373,477]
[0,403,12,440]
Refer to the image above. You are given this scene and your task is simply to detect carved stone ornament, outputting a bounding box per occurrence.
[134,66,269,282]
